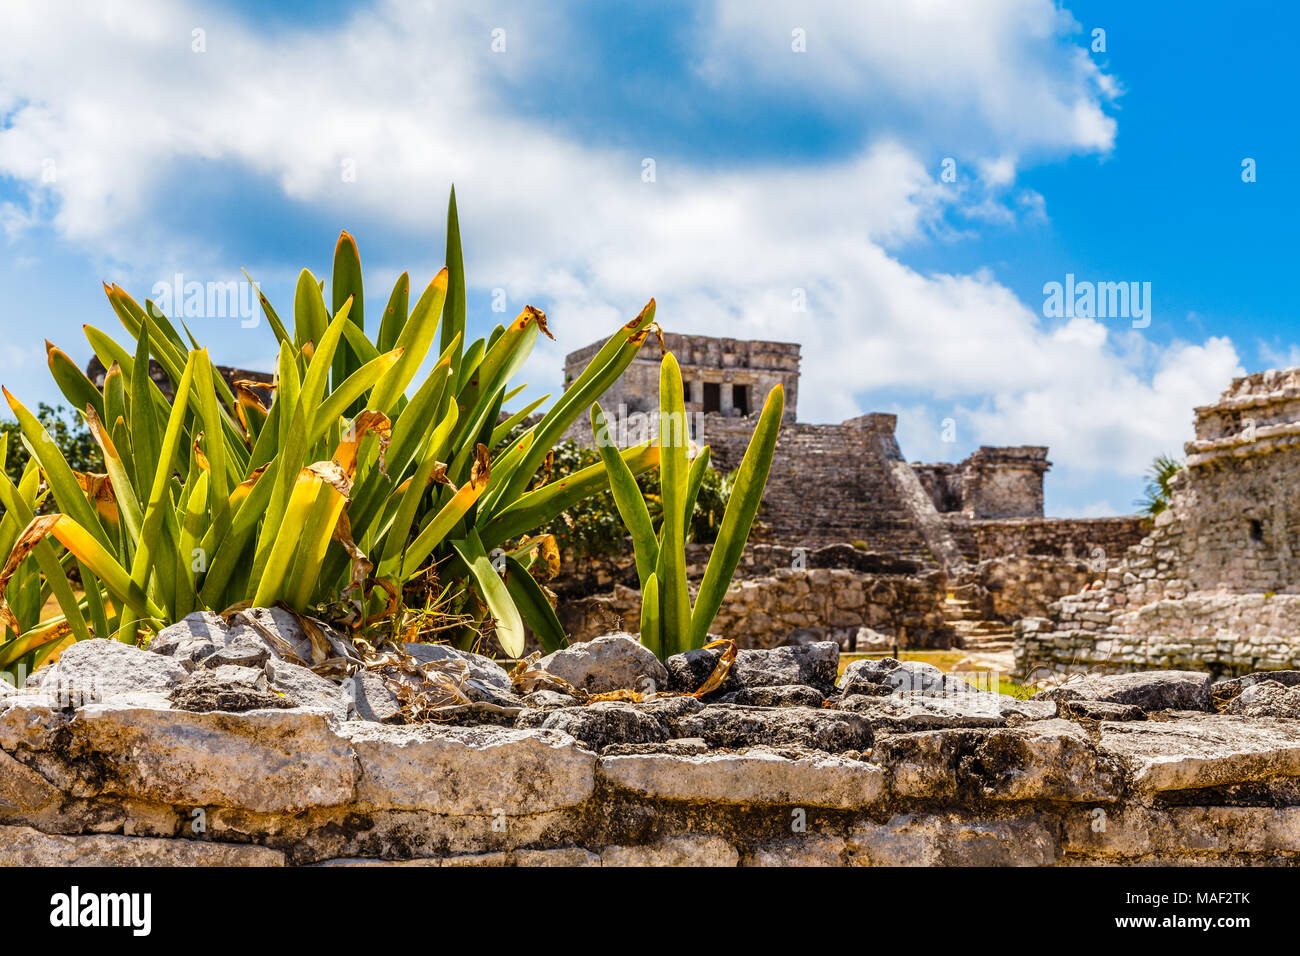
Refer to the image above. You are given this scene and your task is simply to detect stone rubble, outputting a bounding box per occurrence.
[6,628,1300,866]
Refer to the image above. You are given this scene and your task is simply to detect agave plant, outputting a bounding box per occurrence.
[590,353,782,660]
[0,189,661,680]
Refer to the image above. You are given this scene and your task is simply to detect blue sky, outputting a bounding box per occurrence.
[0,0,1295,516]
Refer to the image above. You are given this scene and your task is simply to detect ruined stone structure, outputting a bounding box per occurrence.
[564,332,800,422]
[559,332,1148,651]
[1017,367,1300,677]
[914,446,1050,519]
[7,631,1300,867]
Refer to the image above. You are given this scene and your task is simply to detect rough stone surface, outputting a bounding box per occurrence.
[537,634,669,694]
[338,722,596,814]
[35,639,188,701]
[666,642,839,694]
[838,691,1056,731]
[169,668,291,713]
[846,813,1060,866]
[717,684,825,707]
[599,748,886,808]
[1225,680,1300,718]
[672,704,872,752]
[1099,715,1300,791]
[516,702,669,751]
[349,671,403,723]
[402,643,514,691]
[0,824,285,866]
[1033,670,1213,712]
[265,658,351,720]
[600,836,739,867]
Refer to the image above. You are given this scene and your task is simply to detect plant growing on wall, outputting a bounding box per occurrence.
[590,352,782,660]
[0,189,661,681]
[1135,453,1183,516]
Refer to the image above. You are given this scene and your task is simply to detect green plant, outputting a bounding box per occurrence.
[529,437,733,557]
[2,402,103,496]
[0,189,662,679]
[1135,453,1183,516]
[590,353,782,660]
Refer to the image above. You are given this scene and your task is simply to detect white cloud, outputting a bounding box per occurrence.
[0,0,1232,512]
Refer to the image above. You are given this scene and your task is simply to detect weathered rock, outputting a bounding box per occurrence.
[169,667,290,713]
[337,722,596,814]
[147,611,244,668]
[666,642,839,694]
[1224,681,1300,719]
[1062,804,1300,860]
[516,702,669,751]
[462,679,524,708]
[839,691,1055,731]
[1099,715,1300,791]
[349,671,403,723]
[265,658,351,719]
[599,747,886,807]
[4,700,356,813]
[198,639,271,670]
[537,634,669,694]
[846,813,1060,866]
[1057,699,1147,722]
[601,737,710,757]
[35,638,189,702]
[600,836,738,867]
[672,704,872,752]
[0,748,59,810]
[1033,670,1213,712]
[0,824,286,866]
[1214,671,1300,702]
[522,690,580,709]
[744,836,848,866]
[838,657,974,697]
[402,643,514,692]
[875,720,1122,802]
[717,684,825,707]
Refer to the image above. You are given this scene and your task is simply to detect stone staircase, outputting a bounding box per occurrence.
[943,589,1015,652]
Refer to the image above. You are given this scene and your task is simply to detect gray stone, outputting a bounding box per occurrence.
[672,704,872,752]
[837,656,903,690]
[147,611,238,667]
[666,641,839,694]
[537,634,669,694]
[599,748,886,808]
[265,657,351,719]
[0,824,286,866]
[522,690,580,709]
[838,691,1056,731]
[846,813,1060,866]
[1057,699,1147,722]
[717,684,825,707]
[198,639,271,670]
[517,702,669,750]
[463,679,524,708]
[1225,681,1300,719]
[349,671,403,723]
[600,836,738,867]
[169,667,290,713]
[5,699,356,813]
[1099,715,1300,791]
[36,638,189,702]
[337,722,596,814]
[1215,671,1300,704]
[1033,670,1213,712]
[402,643,514,692]
[0,748,59,810]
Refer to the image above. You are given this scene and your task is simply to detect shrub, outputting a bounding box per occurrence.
[591,352,782,660]
[0,189,660,679]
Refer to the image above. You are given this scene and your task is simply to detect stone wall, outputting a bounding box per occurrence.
[564,332,801,422]
[1016,366,1300,677]
[948,516,1147,565]
[8,657,1300,867]
[973,555,1095,622]
[915,446,1050,519]
[559,565,951,650]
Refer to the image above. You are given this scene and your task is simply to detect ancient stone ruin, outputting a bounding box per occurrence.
[557,332,1145,656]
[1019,367,1300,677]
[7,625,1300,866]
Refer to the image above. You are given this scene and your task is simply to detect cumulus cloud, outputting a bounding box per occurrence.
[0,0,1233,513]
